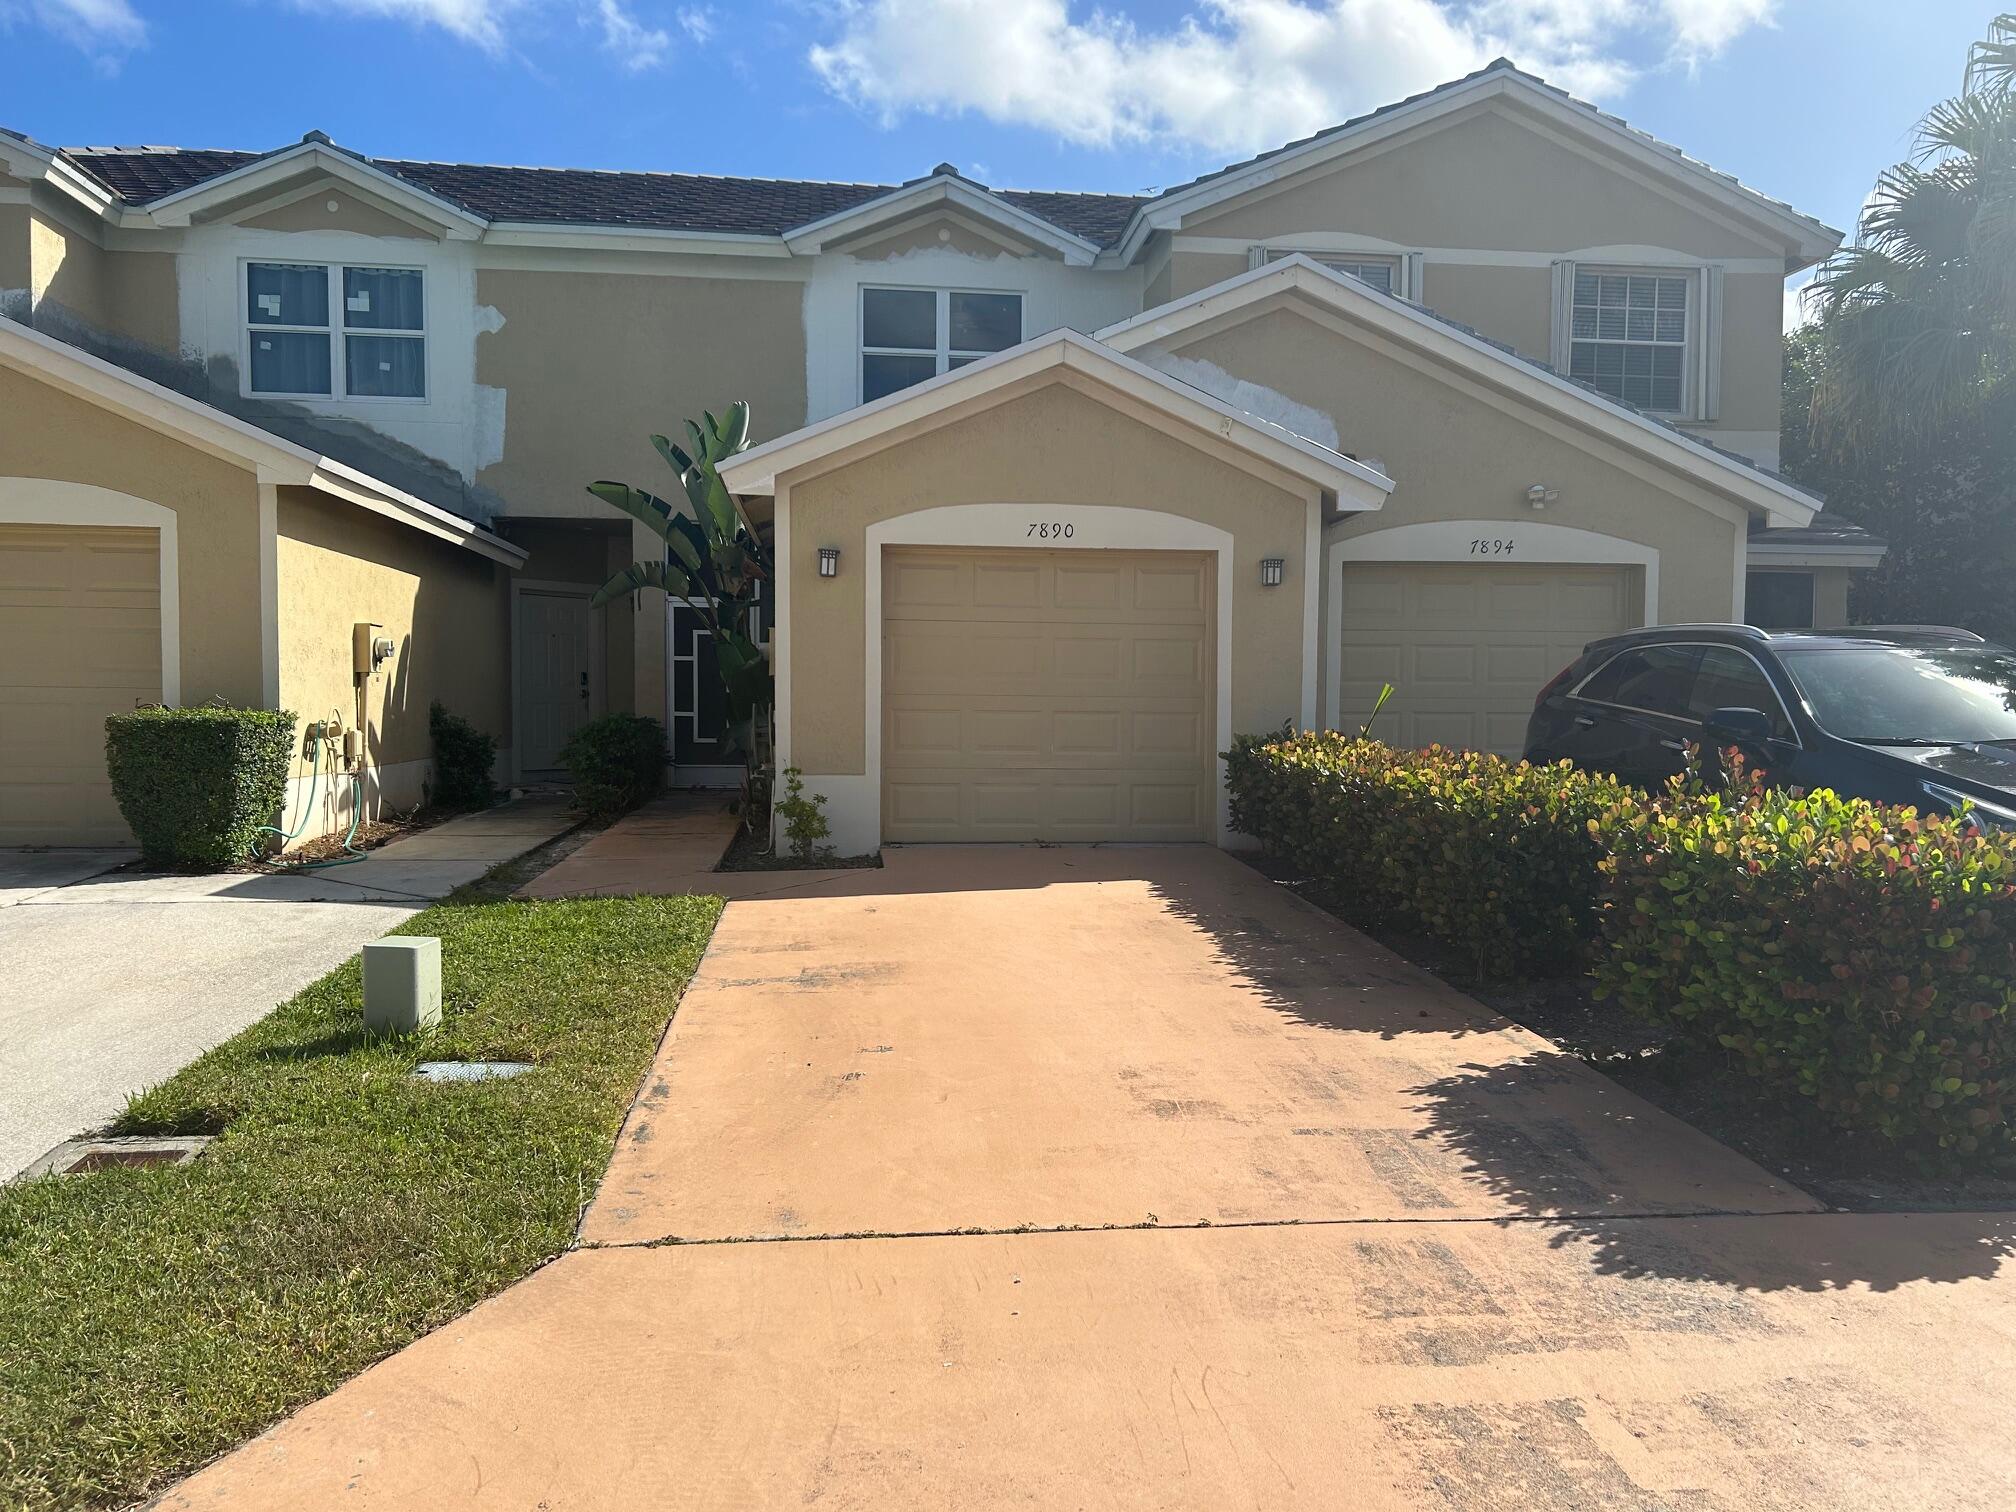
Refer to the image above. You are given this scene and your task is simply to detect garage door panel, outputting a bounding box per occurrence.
[883,546,1213,843]
[0,524,161,845]
[1337,561,1635,757]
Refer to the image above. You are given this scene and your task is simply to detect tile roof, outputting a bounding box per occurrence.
[57,143,1146,247]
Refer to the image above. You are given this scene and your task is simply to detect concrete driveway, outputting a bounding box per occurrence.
[161,845,2016,1509]
[0,798,574,1178]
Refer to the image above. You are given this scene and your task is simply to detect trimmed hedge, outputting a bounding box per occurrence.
[105,707,297,868]
[428,701,497,811]
[1595,772,2016,1155]
[1227,730,2016,1159]
[1226,731,1634,976]
[559,713,668,821]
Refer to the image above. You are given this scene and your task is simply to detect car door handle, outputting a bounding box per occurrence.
[1659,738,1687,752]
[1573,715,1598,729]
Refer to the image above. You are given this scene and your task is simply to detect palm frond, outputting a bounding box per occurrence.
[584,483,676,540]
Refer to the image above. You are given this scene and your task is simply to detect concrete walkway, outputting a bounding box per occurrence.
[0,797,574,1179]
[159,844,2016,1509]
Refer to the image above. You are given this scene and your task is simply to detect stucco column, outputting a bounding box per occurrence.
[629,516,669,727]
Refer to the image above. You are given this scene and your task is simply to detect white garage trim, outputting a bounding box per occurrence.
[1327,519,1657,731]
[791,503,1241,854]
[0,478,180,705]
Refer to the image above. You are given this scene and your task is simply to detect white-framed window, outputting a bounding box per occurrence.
[860,286,1023,403]
[1261,248,1402,295]
[1565,266,1694,415]
[245,261,426,400]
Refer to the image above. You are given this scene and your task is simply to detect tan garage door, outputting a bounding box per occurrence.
[0,524,162,846]
[1337,561,1635,755]
[882,547,1214,843]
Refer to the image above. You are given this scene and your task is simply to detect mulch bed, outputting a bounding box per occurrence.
[1250,857,2016,1213]
[715,823,882,872]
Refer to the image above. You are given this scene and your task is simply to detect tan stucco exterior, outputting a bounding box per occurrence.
[0,362,264,705]
[474,266,809,516]
[781,375,1319,780]
[10,204,181,354]
[239,188,438,241]
[1146,300,1753,725]
[275,487,510,773]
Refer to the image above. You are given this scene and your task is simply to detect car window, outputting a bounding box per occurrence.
[1688,647,1792,738]
[1578,644,1701,718]
[1777,644,2016,744]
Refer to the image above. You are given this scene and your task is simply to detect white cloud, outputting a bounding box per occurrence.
[0,0,147,57]
[596,0,671,67]
[1784,273,1815,331]
[676,4,713,42]
[808,0,1778,156]
[282,0,526,52]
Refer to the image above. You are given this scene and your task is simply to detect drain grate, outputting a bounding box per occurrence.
[412,1060,533,1084]
[16,1135,212,1182]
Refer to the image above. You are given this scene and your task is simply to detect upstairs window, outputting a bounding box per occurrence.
[861,287,1022,402]
[1568,269,1689,413]
[247,262,425,399]
[1261,249,1400,295]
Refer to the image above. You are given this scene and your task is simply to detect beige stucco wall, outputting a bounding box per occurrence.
[475,267,809,518]
[1416,262,1553,364]
[782,376,1319,777]
[1167,249,1251,300]
[0,362,264,704]
[0,204,30,297]
[12,204,181,353]
[1152,303,1752,725]
[275,486,510,779]
[239,189,437,241]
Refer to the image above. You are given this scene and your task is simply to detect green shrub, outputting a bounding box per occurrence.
[428,701,497,811]
[1227,731,1636,976]
[774,765,832,862]
[559,713,667,821]
[1594,770,2016,1157]
[105,707,297,868]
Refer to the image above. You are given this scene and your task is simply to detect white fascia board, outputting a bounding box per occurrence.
[1112,69,1838,265]
[1099,255,1820,529]
[1747,540,1887,569]
[480,222,792,257]
[0,316,524,566]
[140,141,488,240]
[0,130,118,220]
[718,326,1392,503]
[783,176,1100,265]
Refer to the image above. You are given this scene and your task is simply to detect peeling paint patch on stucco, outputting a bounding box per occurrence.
[473,385,507,477]
[1148,353,1342,451]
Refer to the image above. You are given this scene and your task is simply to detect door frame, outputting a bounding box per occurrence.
[1327,520,1659,733]
[664,595,741,788]
[509,579,604,783]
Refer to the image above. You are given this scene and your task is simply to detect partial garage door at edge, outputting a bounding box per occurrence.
[0,524,162,846]
[882,547,1215,843]
[1336,562,1636,755]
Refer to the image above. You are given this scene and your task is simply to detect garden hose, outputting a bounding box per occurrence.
[251,708,370,871]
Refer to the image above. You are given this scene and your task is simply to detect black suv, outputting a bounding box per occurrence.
[1524,624,2016,828]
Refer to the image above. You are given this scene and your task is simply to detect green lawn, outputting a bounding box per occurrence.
[0,889,723,1511]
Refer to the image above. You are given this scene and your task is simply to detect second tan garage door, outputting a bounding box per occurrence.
[0,524,162,846]
[882,547,1214,843]
[1336,561,1636,755]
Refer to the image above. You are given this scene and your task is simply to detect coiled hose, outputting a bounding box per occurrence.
[252,708,369,871]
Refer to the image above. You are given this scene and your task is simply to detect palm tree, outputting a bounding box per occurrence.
[1807,13,2015,450]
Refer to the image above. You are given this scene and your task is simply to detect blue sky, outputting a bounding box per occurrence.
[0,0,2001,258]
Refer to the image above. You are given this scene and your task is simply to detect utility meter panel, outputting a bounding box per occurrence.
[353,622,395,681]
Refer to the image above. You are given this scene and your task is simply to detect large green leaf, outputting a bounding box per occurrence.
[585,483,676,540]
[590,559,703,608]
[718,400,752,456]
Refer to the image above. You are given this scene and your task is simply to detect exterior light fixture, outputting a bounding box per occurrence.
[818,547,840,578]
[1260,557,1285,588]
[1525,484,1559,510]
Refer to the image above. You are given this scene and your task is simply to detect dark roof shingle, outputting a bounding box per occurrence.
[58,144,1145,247]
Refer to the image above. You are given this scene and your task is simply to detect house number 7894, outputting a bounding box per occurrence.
[1027,522,1075,539]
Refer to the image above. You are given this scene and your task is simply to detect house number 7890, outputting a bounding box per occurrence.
[1027,522,1075,539]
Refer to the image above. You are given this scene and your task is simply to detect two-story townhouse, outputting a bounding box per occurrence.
[0,59,1884,849]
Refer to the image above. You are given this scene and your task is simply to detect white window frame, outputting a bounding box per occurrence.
[1250,245,1422,301]
[241,258,429,405]
[1551,260,1722,423]
[858,285,1024,403]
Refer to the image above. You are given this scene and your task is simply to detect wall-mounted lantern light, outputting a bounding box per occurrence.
[818,547,841,579]
[1260,557,1285,588]
[1525,484,1559,510]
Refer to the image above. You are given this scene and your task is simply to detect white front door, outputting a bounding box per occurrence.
[517,588,593,773]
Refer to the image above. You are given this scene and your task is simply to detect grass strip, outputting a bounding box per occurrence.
[0,889,722,1510]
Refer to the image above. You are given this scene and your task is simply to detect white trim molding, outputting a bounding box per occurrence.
[1326,519,1658,731]
[784,172,1102,266]
[0,478,182,705]
[788,503,1244,856]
